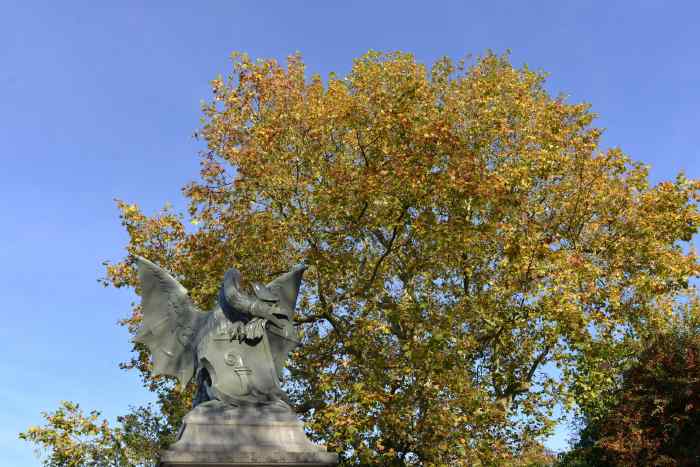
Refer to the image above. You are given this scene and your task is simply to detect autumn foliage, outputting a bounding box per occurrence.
[22,51,700,466]
[600,330,700,465]
[562,313,700,466]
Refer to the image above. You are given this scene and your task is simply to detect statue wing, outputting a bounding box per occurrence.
[133,256,206,387]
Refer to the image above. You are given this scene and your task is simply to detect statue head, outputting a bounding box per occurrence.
[219,264,307,321]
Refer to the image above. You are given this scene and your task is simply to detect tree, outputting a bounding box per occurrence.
[559,301,700,466]
[19,401,170,467]
[22,51,700,465]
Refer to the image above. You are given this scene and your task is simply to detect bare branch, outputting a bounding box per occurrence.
[363,211,405,295]
[525,345,551,384]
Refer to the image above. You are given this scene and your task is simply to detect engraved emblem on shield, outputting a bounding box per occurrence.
[200,337,254,402]
[224,350,253,395]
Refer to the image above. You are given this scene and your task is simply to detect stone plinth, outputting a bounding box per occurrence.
[159,401,338,466]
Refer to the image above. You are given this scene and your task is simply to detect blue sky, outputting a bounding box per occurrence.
[1,1,698,465]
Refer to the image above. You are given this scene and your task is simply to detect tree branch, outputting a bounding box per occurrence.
[363,211,405,295]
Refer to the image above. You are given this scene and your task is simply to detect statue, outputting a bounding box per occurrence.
[134,257,337,466]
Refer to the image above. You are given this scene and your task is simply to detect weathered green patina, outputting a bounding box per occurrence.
[135,257,305,407]
[134,257,337,466]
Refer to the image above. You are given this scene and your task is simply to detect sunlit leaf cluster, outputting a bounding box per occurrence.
[19,402,168,467]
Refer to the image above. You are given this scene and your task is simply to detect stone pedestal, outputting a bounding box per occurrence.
[159,401,338,466]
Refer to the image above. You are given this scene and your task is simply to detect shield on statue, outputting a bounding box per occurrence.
[198,317,299,405]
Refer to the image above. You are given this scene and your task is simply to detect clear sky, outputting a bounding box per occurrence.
[1,2,698,465]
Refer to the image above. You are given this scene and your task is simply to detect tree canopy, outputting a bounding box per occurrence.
[22,51,699,466]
